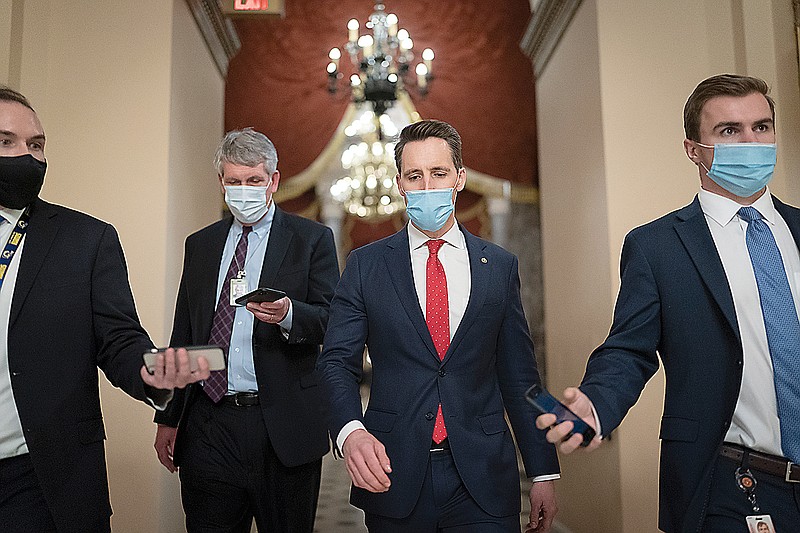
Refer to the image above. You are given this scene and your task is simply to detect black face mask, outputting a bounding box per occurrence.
[0,154,47,209]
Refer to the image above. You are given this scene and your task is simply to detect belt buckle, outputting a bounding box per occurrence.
[233,394,245,407]
[787,461,799,483]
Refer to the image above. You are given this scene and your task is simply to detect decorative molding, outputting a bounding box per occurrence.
[184,0,241,76]
[520,0,582,78]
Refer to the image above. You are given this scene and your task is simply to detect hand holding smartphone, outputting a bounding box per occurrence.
[234,287,287,306]
[525,383,596,447]
[143,345,226,374]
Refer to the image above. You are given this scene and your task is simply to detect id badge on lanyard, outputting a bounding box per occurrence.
[230,271,247,306]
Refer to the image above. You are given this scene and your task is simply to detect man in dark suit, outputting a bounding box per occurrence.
[153,128,339,532]
[539,74,800,532]
[0,87,208,533]
[318,120,559,532]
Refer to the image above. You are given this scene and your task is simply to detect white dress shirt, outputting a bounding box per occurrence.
[0,207,29,459]
[699,187,800,457]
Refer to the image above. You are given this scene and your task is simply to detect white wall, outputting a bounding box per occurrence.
[3,1,224,531]
[537,0,800,531]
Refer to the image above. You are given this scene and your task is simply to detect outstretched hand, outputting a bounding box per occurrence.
[140,347,210,390]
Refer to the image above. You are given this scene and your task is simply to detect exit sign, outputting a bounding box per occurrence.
[222,0,285,16]
[235,0,266,10]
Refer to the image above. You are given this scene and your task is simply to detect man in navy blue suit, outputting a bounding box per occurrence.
[539,74,800,532]
[318,120,559,532]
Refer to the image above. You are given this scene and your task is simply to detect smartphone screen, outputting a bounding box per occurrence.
[525,383,596,446]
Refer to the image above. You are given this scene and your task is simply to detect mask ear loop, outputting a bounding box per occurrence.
[692,141,714,174]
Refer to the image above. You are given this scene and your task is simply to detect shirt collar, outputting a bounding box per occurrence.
[408,220,465,251]
[232,201,276,238]
[0,206,25,227]
[698,187,778,227]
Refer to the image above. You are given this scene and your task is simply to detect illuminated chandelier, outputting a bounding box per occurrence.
[329,109,406,219]
[327,3,434,116]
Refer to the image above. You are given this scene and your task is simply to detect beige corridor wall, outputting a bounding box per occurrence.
[2,1,224,531]
[537,0,800,532]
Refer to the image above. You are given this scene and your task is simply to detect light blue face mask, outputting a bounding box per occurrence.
[404,188,455,232]
[696,142,777,198]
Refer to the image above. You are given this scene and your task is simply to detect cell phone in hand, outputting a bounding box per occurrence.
[525,383,596,447]
[234,287,287,306]
[143,345,225,374]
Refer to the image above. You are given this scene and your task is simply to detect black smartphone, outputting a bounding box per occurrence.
[234,287,287,305]
[525,383,596,447]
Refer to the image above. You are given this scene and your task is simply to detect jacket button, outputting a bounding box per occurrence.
[438,369,446,377]
[425,412,434,420]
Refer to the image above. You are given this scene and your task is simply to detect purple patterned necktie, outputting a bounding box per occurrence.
[204,225,253,402]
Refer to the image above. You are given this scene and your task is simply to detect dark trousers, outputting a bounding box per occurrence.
[0,453,59,533]
[364,448,520,533]
[179,395,322,533]
[702,453,800,532]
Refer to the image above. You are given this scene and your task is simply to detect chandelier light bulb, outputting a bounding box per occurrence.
[387,73,398,83]
[397,28,409,41]
[400,38,413,51]
[329,47,341,60]
[387,13,398,36]
[350,74,361,86]
[348,19,359,42]
[422,48,434,75]
[327,62,337,74]
[415,63,428,89]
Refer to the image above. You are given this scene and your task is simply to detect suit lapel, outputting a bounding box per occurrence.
[10,200,58,328]
[674,197,739,338]
[444,228,488,365]
[258,207,291,289]
[383,228,439,361]
[196,219,232,341]
[774,196,800,248]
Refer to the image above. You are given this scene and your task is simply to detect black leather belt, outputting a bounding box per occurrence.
[720,443,800,483]
[220,392,260,407]
[430,438,450,452]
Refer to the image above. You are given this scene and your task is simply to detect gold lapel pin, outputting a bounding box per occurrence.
[481,257,488,264]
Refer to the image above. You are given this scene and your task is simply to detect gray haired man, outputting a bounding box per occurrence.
[153,128,340,532]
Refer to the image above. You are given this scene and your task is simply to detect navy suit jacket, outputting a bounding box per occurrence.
[318,224,559,519]
[581,195,800,532]
[8,199,155,532]
[154,207,339,468]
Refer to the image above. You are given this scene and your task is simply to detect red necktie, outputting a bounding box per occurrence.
[425,239,449,443]
[204,225,252,402]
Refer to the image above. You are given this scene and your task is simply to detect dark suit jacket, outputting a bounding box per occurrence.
[318,225,559,519]
[580,195,800,532]
[7,198,155,533]
[155,207,339,468]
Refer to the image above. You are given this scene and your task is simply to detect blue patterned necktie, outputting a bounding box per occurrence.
[204,225,252,402]
[738,206,800,462]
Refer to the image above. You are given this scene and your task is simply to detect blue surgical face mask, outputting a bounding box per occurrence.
[403,188,455,232]
[696,142,776,198]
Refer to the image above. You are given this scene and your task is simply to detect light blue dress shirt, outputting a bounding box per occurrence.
[216,203,291,393]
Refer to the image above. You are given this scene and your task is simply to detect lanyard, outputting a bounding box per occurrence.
[0,208,31,291]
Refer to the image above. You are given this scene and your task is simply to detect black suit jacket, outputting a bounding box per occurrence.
[7,198,155,532]
[155,207,339,468]
[581,195,800,532]
[318,225,559,519]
